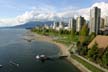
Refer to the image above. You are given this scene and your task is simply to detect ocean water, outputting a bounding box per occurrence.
[0,29,80,72]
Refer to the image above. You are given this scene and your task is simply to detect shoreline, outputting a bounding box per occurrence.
[24,31,91,72]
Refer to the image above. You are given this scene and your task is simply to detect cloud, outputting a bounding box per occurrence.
[58,2,108,20]
[91,2,108,17]
[0,2,108,27]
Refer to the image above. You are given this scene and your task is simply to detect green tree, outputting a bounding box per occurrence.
[80,24,88,36]
[70,29,75,41]
[102,47,108,66]
[80,46,88,56]
[87,43,99,62]
[79,24,88,45]
[59,29,64,35]
[89,32,96,42]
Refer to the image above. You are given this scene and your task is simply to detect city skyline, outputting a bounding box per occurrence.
[0,0,107,27]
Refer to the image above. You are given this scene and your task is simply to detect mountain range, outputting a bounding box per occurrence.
[1,21,54,29]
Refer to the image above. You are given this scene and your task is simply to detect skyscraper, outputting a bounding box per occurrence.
[53,21,57,29]
[90,7,101,34]
[59,21,64,30]
[76,16,85,32]
[104,16,108,27]
[68,17,76,31]
[100,18,104,28]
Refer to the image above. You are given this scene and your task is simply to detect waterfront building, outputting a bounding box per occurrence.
[58,21,64,30]
[44,24,50,29]
[68,17,76,31]
[100,18,104,28]
[53,21,57,29]
[90,7,101,34]
[50,24,53,29]
[104,16,108,27]
[76,16,85,32]
[64,26,69,30]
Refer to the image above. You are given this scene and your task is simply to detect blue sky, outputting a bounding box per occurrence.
[0,0,107,18]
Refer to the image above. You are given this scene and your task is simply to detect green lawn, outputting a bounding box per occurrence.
[71,54,104,72]
[33,30,79,46]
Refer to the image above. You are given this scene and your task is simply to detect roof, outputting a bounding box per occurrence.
[88,35,108,49]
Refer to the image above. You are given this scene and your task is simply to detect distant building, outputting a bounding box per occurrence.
[44,24,49,29]
[90,7,101,34]
[103,17,108,35]
[104,16,108,30]
[58,21,64,30]
[64,26,69,30]
[52,21,64,31]
[100,18,104,28]
[76,16,85,32]
[52,21,57,29]
[50,23,53,28]
[68,17,76,31]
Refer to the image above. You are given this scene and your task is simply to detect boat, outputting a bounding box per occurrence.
[0,64,3,68]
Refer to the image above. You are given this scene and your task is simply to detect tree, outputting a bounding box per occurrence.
[89,32,96,42]
[80,24,88,36]
[70,29,75,41]
[102,47,108,66]
[79,24,89,45]
[79,46,88,56]
[87,43,99,62]
[59,29,64,35]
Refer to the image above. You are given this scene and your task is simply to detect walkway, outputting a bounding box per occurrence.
[66,43,91,72]
[75,54,108,72]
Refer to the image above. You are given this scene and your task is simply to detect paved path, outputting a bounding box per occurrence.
[67,57,91,72]
[65,44,91,72]
[75,54,108,72]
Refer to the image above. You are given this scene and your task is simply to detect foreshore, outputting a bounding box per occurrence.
[24,31,91,72]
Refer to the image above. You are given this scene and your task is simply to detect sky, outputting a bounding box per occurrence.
[0,0,108,27]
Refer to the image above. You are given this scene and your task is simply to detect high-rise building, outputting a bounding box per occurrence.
[53,21,57,29]
[59,21,64,30]
[100,18,104,28]
[76,16,85,32]
[44,24,49,29]
[104,16,108,27]
[68,17,76,31]
[90,7,101,34]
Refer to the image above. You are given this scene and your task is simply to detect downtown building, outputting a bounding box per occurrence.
[58,21,64,30]
[104,16,108,29]
[52,21,64,31]
[90,7,101,35]
[76,16,85,32]
[100,18,104,29]
[68,17,76,31]
[103,16,108,35]
[52,21,58,30]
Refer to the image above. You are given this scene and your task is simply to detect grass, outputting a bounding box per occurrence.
[71,54,104,72]
[54,34,73,46]
[33,30,79,46]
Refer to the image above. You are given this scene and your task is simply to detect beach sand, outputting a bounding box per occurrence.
[31,32,70,56]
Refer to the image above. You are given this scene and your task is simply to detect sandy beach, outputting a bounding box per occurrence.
[23,31,91,72]
[23,31,70,56]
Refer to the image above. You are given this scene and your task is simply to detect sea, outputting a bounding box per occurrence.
[0,29,80,72]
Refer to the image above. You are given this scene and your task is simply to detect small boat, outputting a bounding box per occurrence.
[36,55,48,62]
[0,64,3,68]
[36,54,68,62]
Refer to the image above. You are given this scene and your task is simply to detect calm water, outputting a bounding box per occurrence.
[0,29,80,72]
